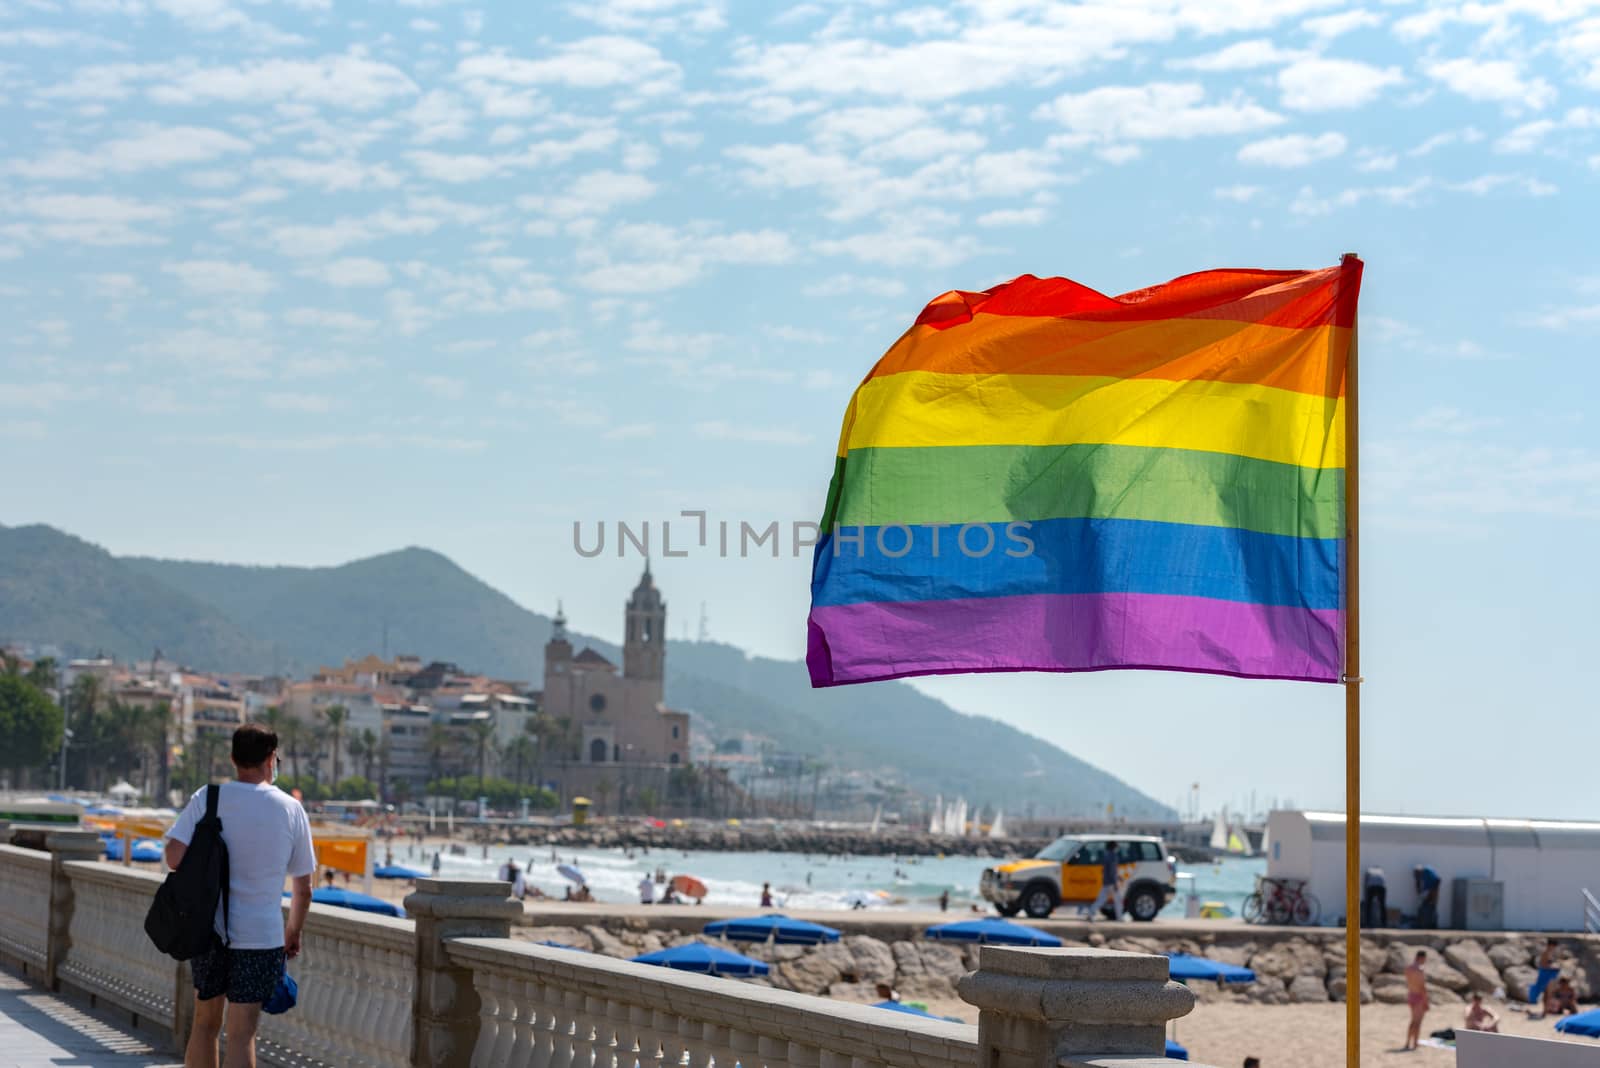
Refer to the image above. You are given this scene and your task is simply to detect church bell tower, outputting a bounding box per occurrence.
[623,562,666,681]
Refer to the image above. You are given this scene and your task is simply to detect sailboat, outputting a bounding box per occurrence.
[1226,814,1251,855]
[869,804,881,834]
[930,795,943,834]
[1209,808,1229,852]
[988,809,1006,838]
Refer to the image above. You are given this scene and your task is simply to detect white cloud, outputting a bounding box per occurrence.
[414,374,467,399]
[405,90,474,143]
[163,259,275,296]
[1291,178,1432,215]
[150,51,417,110]
[801,274,908,299]
[1169,39,1305,71]
[814,225,980,269]
[1278,58,1402,111]
[284,307,377,332]
[976,207,1046,227]
[300,258,392,287]
[1035,82,1282,142]
[8,125,250,180]
[252,156,401,192]
[1425,58,1554,111]
[0,382,77,409]
[1495,108,1599,153]
[1302,9,1382,39]
[1237,131,1347,167]
[263,392,335,413]
[603,423,656,440]
[519,170,657,218]
[454,38,680,95]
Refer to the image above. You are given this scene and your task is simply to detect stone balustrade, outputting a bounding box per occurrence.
[0,844,52,974]
[0,851,1213,1068]
[447,936,979,1068]
[256,905,415,1068]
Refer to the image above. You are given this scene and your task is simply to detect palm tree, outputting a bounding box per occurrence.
[504,735,536,786]
[354,728,378,782]
[469,721,494,790]
[321,704,348,789]
[426,723,452,787]
[280,716,307,785]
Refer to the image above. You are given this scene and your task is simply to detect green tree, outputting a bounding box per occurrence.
[469,720,494,788]
[333,776,377,800]
[635,786,660,814]
[0,673,64,782]
[426,723,452,785]
[504,734,536,786]
[25,656,58,693]
[279,716,308,784]
[321,704,348,788]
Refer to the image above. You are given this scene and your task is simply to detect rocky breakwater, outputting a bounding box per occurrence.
[485,822,1051,859]
[513,916,1600,1012]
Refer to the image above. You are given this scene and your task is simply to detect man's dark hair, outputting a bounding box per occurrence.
[232,722,278,767]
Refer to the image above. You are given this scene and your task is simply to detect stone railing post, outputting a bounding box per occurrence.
[957,947,1197,1068]
[43,829,105,990]
[0,819,10,844]
[404,878,521,1068]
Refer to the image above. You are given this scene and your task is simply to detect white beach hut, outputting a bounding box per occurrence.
[1265,810,1600,932]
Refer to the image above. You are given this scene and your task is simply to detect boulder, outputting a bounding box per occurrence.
[1427,984,1464,1005]
[1246,946,1302,981]
[583,925,632,958]
[890,941,966,995]
[1206,943,1255,967]
[1240,976,1290,1005]
[1421,955,1472,993]
[1442,940,1502,994]
[774,942,856,995]
[1327,974,1373,1004]
[1502,965,1539,1002]
[1372,974,1410,1004]
[1487,940,1532,971]
[1288,974,1330,1003]
[843,936,895,983]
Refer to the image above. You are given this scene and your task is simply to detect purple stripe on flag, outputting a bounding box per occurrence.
[807,592,1343,686]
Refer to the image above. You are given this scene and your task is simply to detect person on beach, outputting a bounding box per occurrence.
[1362,867,1386,927]
[639,875,655,904]
[1546,976,1579,1016]
[1403,950,1430,1050]
[1086,842,1121,921]
[875,981,899,1003]
[508,862,526,900]
[760,883,774,908]
[939,889,950,912]
[163,723,315,1068]
[1412,865,1441,928]
[1463,993,1500,1032]
[1529,939,1561,1011]
[431,852,441,875]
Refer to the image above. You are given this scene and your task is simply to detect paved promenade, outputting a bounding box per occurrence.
[0,967,180,1067]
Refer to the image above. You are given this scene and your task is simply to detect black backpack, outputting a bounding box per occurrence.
[144,784,230,961]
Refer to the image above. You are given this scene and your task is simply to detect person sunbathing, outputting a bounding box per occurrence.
[1545,977,1579,1016]
[1463,994,1500,1033]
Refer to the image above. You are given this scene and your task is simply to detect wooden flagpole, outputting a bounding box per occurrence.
[1341,251,1362,1068]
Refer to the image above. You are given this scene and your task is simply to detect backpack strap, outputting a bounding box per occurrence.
[205,785,230,947]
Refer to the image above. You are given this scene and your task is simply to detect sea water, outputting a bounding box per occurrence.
[411,840,1265,918]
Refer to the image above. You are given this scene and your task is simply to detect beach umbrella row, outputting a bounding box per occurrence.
[1556,1007,1600,1038]
[1164,953,1256,984]
[374,864,428,880]
[282,887,405,918]
[704,914,840,945]
[924,918,1062,947]
[631,942,769,977]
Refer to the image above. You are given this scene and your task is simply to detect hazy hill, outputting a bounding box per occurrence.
[0,524,279,671]
[1,524,1172,817]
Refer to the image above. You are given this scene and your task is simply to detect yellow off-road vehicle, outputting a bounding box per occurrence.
[979,833,1177,921]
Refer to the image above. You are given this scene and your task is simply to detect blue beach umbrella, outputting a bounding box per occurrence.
[284,887,405,917]
[1165,1038,1189,1060]
[704,914,841,945]
[872,1000,962,1022]
[374,864,428,879]
[1556,1007,1600,1038]
[129,839,163,863]
[924,918,1063,947]
[1164,953,1256,984]
[631,942,769,977]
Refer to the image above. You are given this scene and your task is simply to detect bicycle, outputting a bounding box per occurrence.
[1242,876,1321,926]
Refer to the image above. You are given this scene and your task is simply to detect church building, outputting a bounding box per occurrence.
[541,564,690,768]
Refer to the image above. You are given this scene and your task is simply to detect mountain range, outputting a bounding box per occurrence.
[0,522,1172,818]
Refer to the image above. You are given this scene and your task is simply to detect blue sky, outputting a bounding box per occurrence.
[3,0,1599,819]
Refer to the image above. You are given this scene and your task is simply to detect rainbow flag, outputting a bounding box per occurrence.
[807,259,1363,687]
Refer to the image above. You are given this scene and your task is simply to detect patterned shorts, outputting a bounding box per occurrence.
[191,942,287,1004]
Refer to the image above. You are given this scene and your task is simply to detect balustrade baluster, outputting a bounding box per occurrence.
[787,1040,821,1068]
[680,1016,713,1068]
[653,1009,683,1068]
[630,1002,660,1068]
[757,1034,789,1068]
[531,980,562,1068]
[605,996,637,1068]
[815,1050,852,1068]
[566,992,599,1068]
[504,975,538,1067]
[727,1028,760,1068]
[474,967,507,1067]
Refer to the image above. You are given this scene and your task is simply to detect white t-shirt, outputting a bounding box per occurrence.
[166,781,317,949]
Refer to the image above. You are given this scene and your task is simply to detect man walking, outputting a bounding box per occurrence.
[164,723,315,1068]
[1087,841,1122,921]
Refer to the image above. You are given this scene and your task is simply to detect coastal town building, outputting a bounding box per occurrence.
[538,564,689,769]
